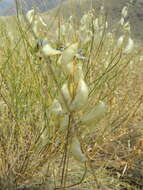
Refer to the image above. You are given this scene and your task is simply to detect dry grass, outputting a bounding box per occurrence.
[0,2,142,190]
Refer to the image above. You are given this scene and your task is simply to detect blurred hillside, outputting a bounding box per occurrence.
[0,0,143,40]
[50,0,143,40]
[0,0,16,16]
[0,0,65,16]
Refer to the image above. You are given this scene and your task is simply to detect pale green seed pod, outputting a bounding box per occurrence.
[61,83,71,102]
[33,20,39,35]
[26,9,35,24]
[121,6,128,18]
[38,16,47,27]
[60,43,78,65]
[117,35,134,54]
[27,9,47,36]
[117,35,124,47]
[123,22,131,33]
[60,83,72,110]
[78,26,92,44]
[73,64,84,82]
[71,137,87,162]
[119,17,125,26]
[93,18,99,31]
[124,37,134,54]
[65,62,74,74]
[60,24,67,36]
[81,14,88,25]
[42,44,61,56]
[80,13,92,29]
[81,101,107,125]
[70,79,89,111]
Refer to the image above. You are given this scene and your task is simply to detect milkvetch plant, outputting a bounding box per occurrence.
[117,6,134,54]
[22,8,138,189]
[26,8,47,37]
[46,40,108,164]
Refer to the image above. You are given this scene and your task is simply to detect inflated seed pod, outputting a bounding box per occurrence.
[33,20,39,35]
[42,44,61,56]
[124,37,134,54]
[26,9,47,37]
[59,83,72,111]
[93,18,99,31]
[38,16,47,27]
[117,35,124,47]
[61,43,78,65]
[73,64,84,82]
[70,79,89,111]
[119,17,125,26]
[71,137,87,162]
[61,83,71,103]
[123,22,131,33]
[26,9,35,23]
[81,101,107,125]
[78,26,92,45]
[65,62,74,74]
[117,35,134,54]
[121,6,128,18]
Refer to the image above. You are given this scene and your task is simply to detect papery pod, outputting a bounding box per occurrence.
[93,18,99,31]
[117,35,124,47]
[121,6,128,18]
[27,10,47,37]
[83,31,93,44]
[123,22,131,33]
[81,101,107,125]
[42,44,61,56]
[67,23,74,38]
[33,20,39,35]
[124,37,134,54]
[59,114,69,131]
[26,9,35,23]
[119,17,125,26]
[65,62,74,74]
[33,20,43,36]
[78,26,92,44]
[71,137,87,162]
[70,79,89,111]
[38,16,47,27]
[83,33,93,45]
[60,83,72,111]
[80,13,92,29]
[67,16,74,39]
[73,64,84,82]
[60,43,78,65]
[81,14,88,25]
[61,83,71,102]
[60,24,66,36]
[51,99,63,115]
[60,22,74,40]
[117,36,134,54]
